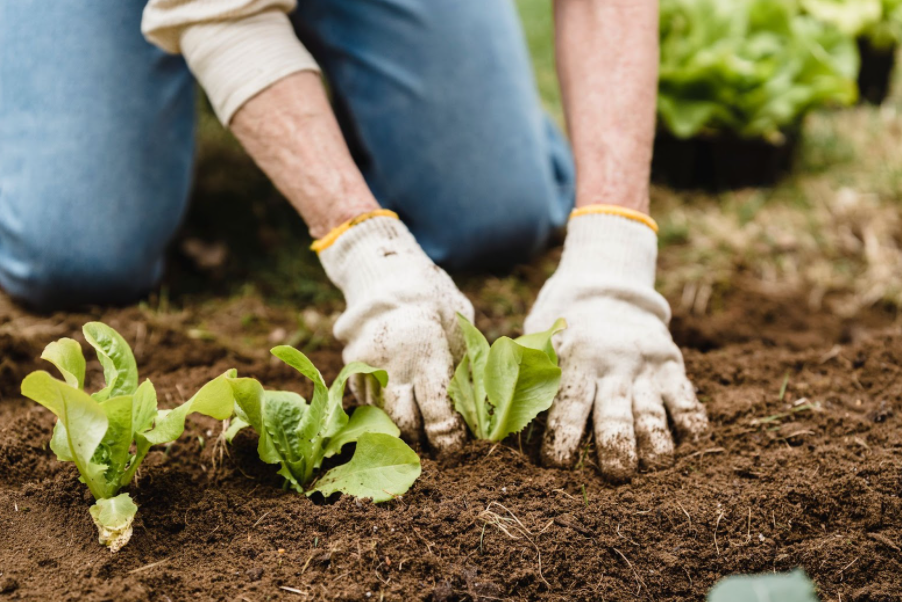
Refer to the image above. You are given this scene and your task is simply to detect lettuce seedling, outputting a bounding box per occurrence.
[224,346,421,502]
[448,315,566,442]
[21,323,235,552]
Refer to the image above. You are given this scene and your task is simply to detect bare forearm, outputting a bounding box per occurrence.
[554,0,658,214]
[231,72,380,238]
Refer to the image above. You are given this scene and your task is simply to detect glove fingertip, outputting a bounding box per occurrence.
[598,452,638,484]
[672,407,710,441]
[540,421,585,468]
[426,416,467,454]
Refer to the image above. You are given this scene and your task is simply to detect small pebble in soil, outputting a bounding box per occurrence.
[365,592,372,598]
[246,568,264,582]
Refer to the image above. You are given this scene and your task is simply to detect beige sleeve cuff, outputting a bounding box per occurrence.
[179,10,320,125]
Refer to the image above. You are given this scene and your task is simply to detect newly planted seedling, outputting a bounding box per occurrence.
[21,323,235,552]
[223,346,420,502]
[449,315,566,442]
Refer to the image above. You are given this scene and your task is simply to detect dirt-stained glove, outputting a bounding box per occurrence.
[316,211,472,452]
[524,206,708,480]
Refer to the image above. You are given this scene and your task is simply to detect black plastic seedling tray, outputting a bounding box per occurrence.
[652,128,799,192]
[857,37,897,105]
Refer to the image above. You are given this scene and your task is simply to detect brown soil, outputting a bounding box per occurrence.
[1,287,900,602]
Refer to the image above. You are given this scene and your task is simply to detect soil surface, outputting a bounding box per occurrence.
[1,285,900,602]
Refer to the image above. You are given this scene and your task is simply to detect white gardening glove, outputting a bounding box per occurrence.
[524,207,708,480]
[317,212,472,452]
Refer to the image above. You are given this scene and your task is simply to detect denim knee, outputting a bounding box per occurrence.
[0,0,195,311]
[0,238,165,312]
[411,170,564,272]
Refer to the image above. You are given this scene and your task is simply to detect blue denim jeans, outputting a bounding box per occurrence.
[0,0,574,310]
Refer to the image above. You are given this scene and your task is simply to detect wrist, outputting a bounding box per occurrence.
[575,190,650,215]
[317,216,430,301]
[570,203,657,233]
[560,211,659,288]
[305,198,382,240]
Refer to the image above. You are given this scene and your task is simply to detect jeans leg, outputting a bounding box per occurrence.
[292,0,575,271]
[0,0,195,311]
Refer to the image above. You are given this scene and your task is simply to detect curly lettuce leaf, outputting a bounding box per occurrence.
[310,433,421,503]
[658,0,858,140]
[83,322,138,401]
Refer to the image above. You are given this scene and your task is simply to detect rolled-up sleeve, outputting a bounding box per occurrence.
[142,0,320,125]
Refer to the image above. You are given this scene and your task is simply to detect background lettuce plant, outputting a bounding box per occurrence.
[802,0,902,50]
[658,0,859,141]
[224,346,421,502]
[21,323,235,552]
[449,315,565,442]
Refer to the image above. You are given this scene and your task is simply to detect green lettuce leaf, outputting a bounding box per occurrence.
[323,405,401,458]
[40,338,85,389]
[449,315,564,441]
[514,317,567,365]
[310,433,421,503]
[658,0,858,139]
[21,371,110,499]
[449,314,491,438]
[144,369,236,446]
[271,346,334,464]
[485,338,562,442]
[83,322,138,401]
[118,380,159,488]
[262,390,309,489]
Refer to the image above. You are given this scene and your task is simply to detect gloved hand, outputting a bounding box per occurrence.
[316,211,472,452]
[524,207,708,480]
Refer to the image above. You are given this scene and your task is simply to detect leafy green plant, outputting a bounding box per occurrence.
[800,0,882,37]
[448,315,565,442]
[802,0,902,50]
[658,0,859,141]
[707,569,819,602]
[223,346,420,502]
[868,0,902,49]
[21,323,235,552]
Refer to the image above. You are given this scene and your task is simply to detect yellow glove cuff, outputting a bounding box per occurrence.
[570,204,658,234]
[310,209,400,253]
